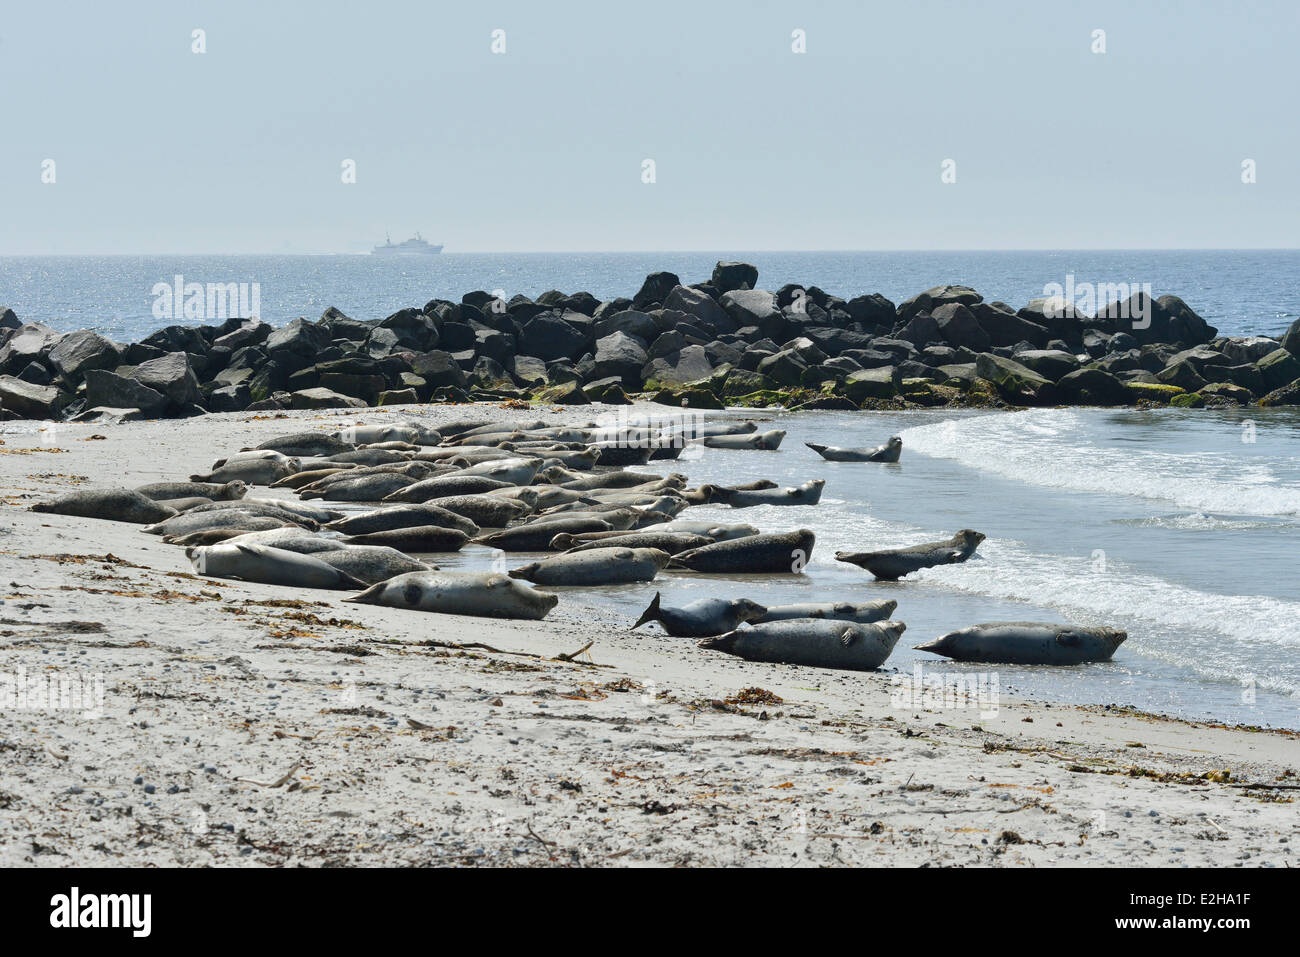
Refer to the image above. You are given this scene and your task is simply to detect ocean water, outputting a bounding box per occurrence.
[412,405,1300,730]
[1,249,1297,342]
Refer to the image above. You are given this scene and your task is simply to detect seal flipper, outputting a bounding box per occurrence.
[632,592,662,631]
[839,627,859,647]
[1055,631,1083,647]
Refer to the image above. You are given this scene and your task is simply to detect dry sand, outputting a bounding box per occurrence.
[0,404,1296,867]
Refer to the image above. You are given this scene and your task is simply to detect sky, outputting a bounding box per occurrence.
[1,0,1297,254]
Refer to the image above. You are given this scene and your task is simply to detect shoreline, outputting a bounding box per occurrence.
[1,405,1296,867]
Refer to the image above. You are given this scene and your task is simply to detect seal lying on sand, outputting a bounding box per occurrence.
[345,571,558,620]
[700,619,906,671]
[753,599,897,624]
[644,520,759,541]
[550,531,714,555]
[136,480,247,501]
[703,429,786,451]
[671,529,815,574]
[382,475,512,503]
[311,545,433,585]
[187,543,365,590]
[835,530,985,580]
[191,457,298,486]
[474,518,615,551]
[707,479,824,509]
[509,547,669,586]
[806,436,902,462]
[323,503,479,537]
[342,526,469,552]
[632,592,767,637]
[252,432,355,457]
[915,622,1127,665]
[31,488,177,524]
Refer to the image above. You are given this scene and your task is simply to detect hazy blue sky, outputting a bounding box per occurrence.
[2,0,1297,253]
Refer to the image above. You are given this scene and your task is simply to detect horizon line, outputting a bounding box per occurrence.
[3,247,1299,258]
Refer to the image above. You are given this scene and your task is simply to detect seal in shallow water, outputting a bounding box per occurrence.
[707,479,825,509]
[806,436,902,462]
[914,621,1127,665]
[835,529,985,580]
[345,570,558,620]
[31,488,177,524]
[700,619,906,671]
[632,592,767,637]
[670,528,815,574]
[703,429,786,451]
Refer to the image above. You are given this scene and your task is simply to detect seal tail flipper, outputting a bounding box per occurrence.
[697,632,736,652]
[631,592,662,631]
[805,442,828,457]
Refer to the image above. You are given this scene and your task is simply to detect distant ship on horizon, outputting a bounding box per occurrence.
[371,232,443,256]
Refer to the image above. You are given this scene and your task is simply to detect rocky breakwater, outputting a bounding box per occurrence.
[3,264,1300,422]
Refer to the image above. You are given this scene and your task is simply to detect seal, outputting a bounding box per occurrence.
[473,518,616,551]
[419,494,532,528]
[384,475,513,504]
[187,543,365,590]
[190,457,298,486]
[642,520,759,541]
[835,529,985,580]
[31,488,177,525]
[323,503,479,537]
[550,531,714,554]
[753,599,898,624]
[298,472,418,502]
[707,479,825,509]
[806,436,902,462]
[135,480,247,502]
[509,547,670,586]
[680,480,777,505]
[143,509,301,537]
[342,526,470,552]
[702,429,786,451]
[632,591,767,637]
[700,619,906,671]
[345,570,559,620]
[327,448,411,466]
[252,432,355,457]
[670,528,815,574]
[311,545,434,584]
[457,456,544,486]
[269,467,355,490]
[914,621,1127,665]
[156,496,214,512]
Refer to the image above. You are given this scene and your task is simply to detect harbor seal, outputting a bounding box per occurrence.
[670,528,815,574]
[31,488,177,524]
[252,432,355,457]
[550,531,714,554]
[342,526,470,552]
[509,547,670,586]
[311,545,434,585]
[835,530,985,580]
[298,472,417,501]
[345,570,558,620]
[191,457,298,486]
[382,474,512,504]
[422,494,533,528]
[703,429,786,451]
[187,543,365,590]
[914,621,1127,665]
[753,599,897,624]
[323,503,479,537]
[473,518,616,551]
[632,592,767,637]
[700,619,906,671]
[707,479,825,509]
[143,509,300,537]
[642,520,759,541]
[806,436,902,462]
[135,480,247,501]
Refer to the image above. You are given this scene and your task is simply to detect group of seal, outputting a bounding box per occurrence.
[29,415,1127,664]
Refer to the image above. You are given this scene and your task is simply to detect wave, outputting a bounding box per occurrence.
[901,410,1300,518]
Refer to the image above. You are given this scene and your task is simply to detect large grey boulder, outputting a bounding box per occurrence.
[720,290,784,340]
[594,309,657,343]
[0,375,67,419]
[518,313,587,362]
[0,323,61,374]
[131,351,201,407]
[593,331,649,385]
[48,330,121,381]
[898,285,982,321]
[932,303,990,352]
[663,285,730,333]
[642,344,715,388]
[711,261,759,294]
[632,271,681,309]
[84,369,168,416]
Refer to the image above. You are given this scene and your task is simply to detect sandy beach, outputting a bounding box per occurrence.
[1,403,1296,868]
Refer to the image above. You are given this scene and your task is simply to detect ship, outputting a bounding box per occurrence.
[371,232,443,256]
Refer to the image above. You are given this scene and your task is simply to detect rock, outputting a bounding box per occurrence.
[0,323,61,374]
[0,375,67,419]
[932,303,990,352]
[1126,382,1185,404]
[1256,348,1300,392]
[47,330,120,381]
[508,355,548,385]
[663,285,729,333]
[594,309,657,343]
[1258,378,1300,406]
[974,302,1050,348]
[518,313,587,362]
[265,317,330,356]
[1015,349,1080,381]
[84,369,168,416]
[69,406,147,424]
[377,388,420,406]
[898,285,982,321]
[592,331,649,385]
[290,387,367,410]
[1216,336,1280,365]
[17,361,52,385]
[897,313,943,348]
[711,261,759,294]
[208,383,251,412]
[1155,359,1208,392]
[0,307,19,331]
[642,345,715,389]
[213,319,271,352]
[1280,319,1300,358]
[534,380,590,404]
[1057,367,1129,405]
[975,353,1054,403]
[131,351,201,407]
[756,349,810,387]
[722,369,776,396]
[1200,382,1253,405]
[632,272,680,309]
[841,366,900,402]
[720,290,784,341]
[407,350,468,389]
[845,293,896,328]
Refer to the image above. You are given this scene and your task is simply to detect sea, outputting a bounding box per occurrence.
[3,250,1299,729]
